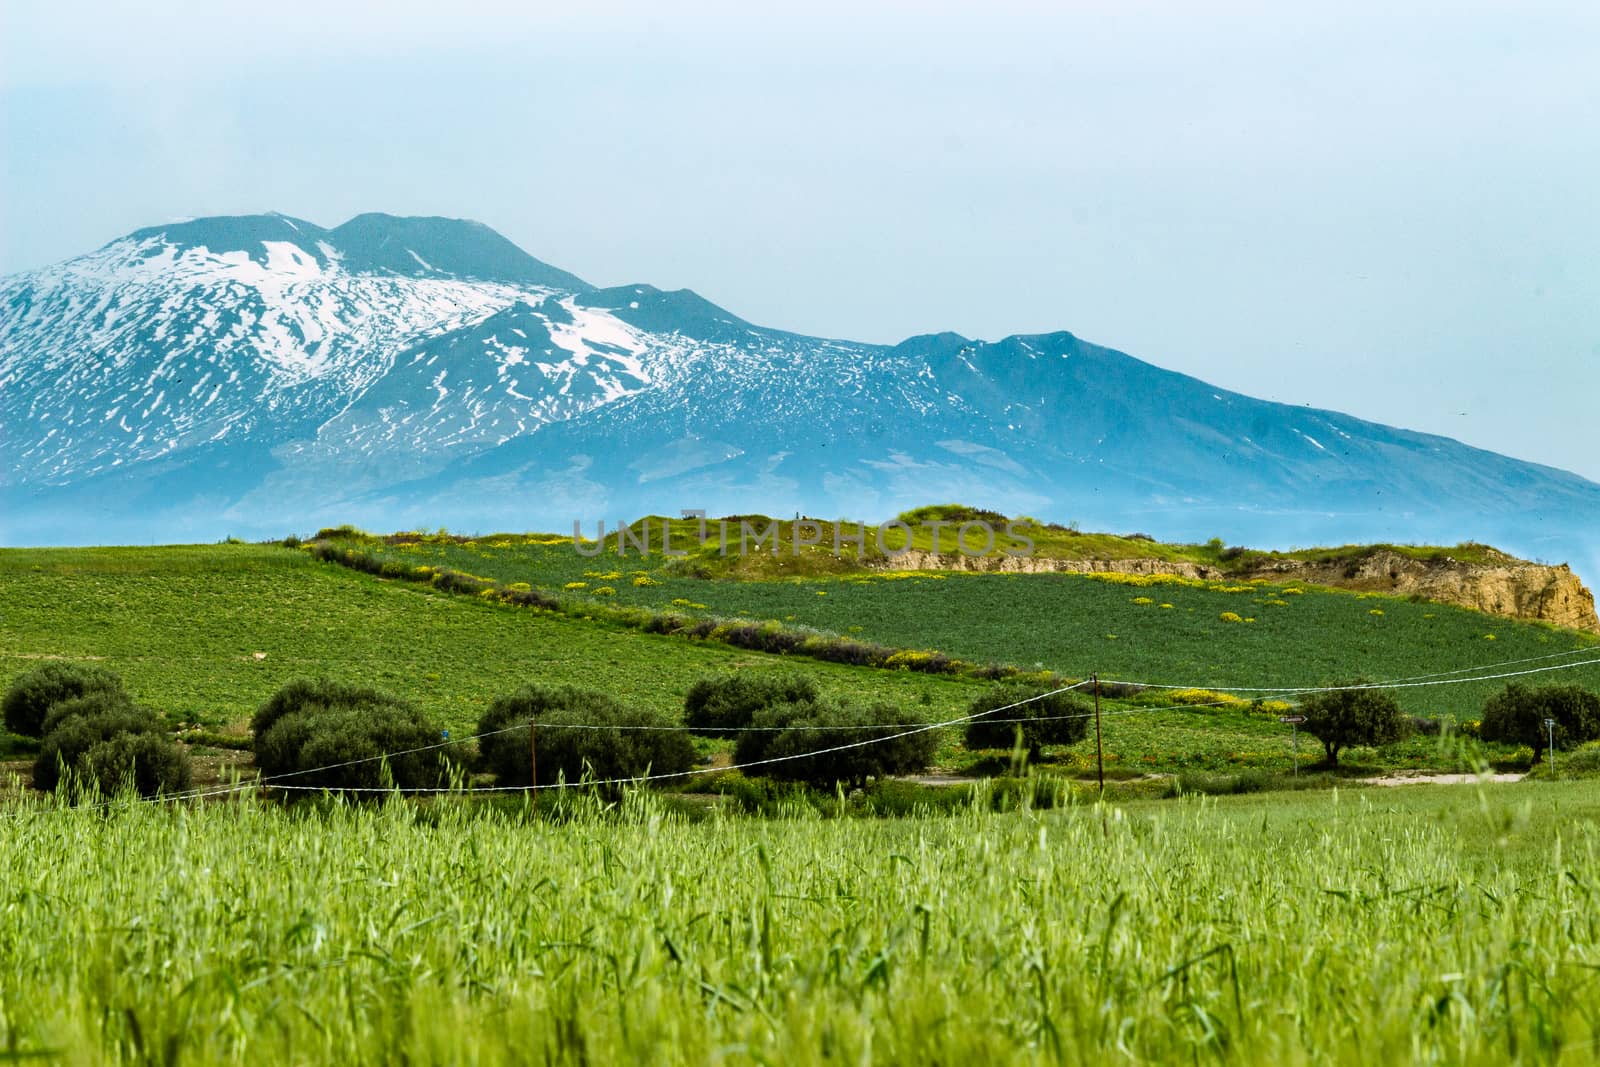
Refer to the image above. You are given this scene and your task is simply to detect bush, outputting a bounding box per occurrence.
[733,699,938,788]
[40,688,139,737]
[858,778,970,817]
[251,677,407,736]
[253,680,452,792]
[1404,715,1445,737]
[702,770,818,816]
[963,684,1091,762]
[478,686,695,790]
[684,673,821,737]
[75,732,194,798]
[32,691,190,796]
[1563,742,1600,776]
[1480,684,1600,761]
[3,662,126,737]
[1298,684,1408,766]
[314,524,369,541]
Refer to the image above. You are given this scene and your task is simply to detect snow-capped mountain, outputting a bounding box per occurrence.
[3,212,1598,577]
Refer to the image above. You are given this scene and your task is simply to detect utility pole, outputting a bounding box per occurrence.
[1279,715,1306,776]
[1546,718,1556,773]
[1093,672,1105,792]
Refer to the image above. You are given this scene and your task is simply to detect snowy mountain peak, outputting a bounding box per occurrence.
[327,213,590,290]
[577,284,754,342]
[89,212,588,291]
[3,211,1598,581]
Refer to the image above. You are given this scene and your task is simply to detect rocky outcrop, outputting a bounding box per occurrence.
[1239,550,1599,633]
[876,548,1600,633]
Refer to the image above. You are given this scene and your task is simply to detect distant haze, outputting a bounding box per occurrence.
[3,1,1598,483]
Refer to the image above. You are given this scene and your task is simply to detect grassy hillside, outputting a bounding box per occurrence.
[339,533,1600,719]
[0,545,987,737]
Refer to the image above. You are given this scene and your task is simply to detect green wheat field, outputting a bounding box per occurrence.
[2,783,1596,1064]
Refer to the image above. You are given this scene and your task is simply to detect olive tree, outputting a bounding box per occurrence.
[963,684,1090,763]
[733,699,937,789]
[1298,684,1408,766]
[478,686,695,790]
[1480,684,1600,761]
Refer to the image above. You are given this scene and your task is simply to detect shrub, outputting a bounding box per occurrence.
[896,504,1007,526]
[3,662,126,737]
[1564,742,1600,776]
[41,688,138,737]
[253,680,451,792]
[1480,684,1600,761]
[478,686,694,789]
[684,674,821,737]
[32,691,190,796]
[251,677,406,736]
[76,732,194,798]
[858,778,970,817]
[963,684,1091,762]
[314,524,369,541]
[733,699,937,788]
[701,770,817,816]
[1298,684,1408,766]
[1404,716,1445,737]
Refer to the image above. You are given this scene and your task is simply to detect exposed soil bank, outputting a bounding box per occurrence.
[883,547,1600,633]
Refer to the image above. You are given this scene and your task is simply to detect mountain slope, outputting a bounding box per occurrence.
[2,212,1596,581]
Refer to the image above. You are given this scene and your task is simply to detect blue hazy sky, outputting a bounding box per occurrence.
[4,1,1597,481]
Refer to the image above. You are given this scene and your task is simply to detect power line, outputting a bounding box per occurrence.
[259,683,1091,795]
[1102,652,1600,696]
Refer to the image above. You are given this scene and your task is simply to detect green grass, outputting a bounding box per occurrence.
[347,536,1600,719]
[0,545,986,737]
[1,781,1597,1063]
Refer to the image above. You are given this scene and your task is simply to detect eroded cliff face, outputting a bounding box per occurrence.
[879,548,1600,632]
[1242,550,1599,633]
